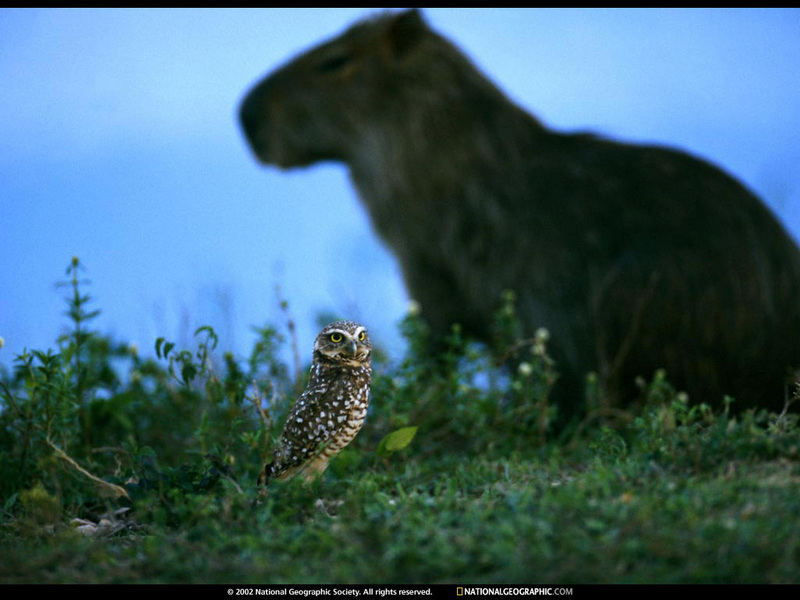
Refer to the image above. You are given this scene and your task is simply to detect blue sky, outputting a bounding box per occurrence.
[2,8,799,371]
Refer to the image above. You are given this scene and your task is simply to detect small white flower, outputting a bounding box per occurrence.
[530,328,550,356]
[407,299,421,316]
[129,342,138,357]
[518,362,533,377]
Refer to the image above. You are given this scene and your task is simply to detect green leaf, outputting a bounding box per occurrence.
[3,492,18,512]
[181,361,197,385]
[376,426,418,458]
[155,338,176,359]
[195,326,218,350]
[136,445,157,459]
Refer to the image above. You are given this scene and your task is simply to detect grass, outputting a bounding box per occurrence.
[0,258,798,584]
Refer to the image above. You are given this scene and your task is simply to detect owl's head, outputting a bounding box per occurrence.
[314,320,372,366]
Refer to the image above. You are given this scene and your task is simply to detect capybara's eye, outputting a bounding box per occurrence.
[316,53,351,74]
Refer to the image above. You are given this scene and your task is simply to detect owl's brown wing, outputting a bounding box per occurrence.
[264,380,356,482]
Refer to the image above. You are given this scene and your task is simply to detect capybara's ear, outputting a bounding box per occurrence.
[384,8,428,58]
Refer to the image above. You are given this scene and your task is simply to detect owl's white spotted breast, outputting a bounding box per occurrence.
[270,363,371,480]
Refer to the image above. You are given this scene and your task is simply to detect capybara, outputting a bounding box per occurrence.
[239,9,800,419]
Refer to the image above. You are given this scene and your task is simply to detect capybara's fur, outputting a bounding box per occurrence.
[240,9,800,419]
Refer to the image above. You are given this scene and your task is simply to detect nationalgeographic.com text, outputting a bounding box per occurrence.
[460,588,573,596]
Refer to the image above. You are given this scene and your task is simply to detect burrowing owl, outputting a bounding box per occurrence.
[260,320,372,484]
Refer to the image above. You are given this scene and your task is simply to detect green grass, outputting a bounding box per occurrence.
[1,258,798,584]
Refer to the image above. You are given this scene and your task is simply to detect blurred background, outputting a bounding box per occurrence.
[2,7,799,370]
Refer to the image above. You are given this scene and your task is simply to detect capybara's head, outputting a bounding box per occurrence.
[239,9,488,169]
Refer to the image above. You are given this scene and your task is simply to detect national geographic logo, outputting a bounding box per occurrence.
[457,588,573,596]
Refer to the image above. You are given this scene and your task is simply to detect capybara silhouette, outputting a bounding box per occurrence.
[240,9,800,419]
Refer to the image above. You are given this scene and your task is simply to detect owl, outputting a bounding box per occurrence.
[260,320,372,484]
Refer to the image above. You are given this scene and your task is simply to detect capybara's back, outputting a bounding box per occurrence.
[240,9,800,419]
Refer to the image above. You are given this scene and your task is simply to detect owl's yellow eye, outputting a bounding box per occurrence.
[330,332,343,343]
[358,331,366,342]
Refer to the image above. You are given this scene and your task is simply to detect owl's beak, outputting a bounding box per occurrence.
[346,339,358,356]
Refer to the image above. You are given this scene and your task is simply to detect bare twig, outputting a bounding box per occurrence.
[493,336,538,367]
[46,438,129,500]
[276,286,302,384]
[246,379,273,433]
[566,407,635,451]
